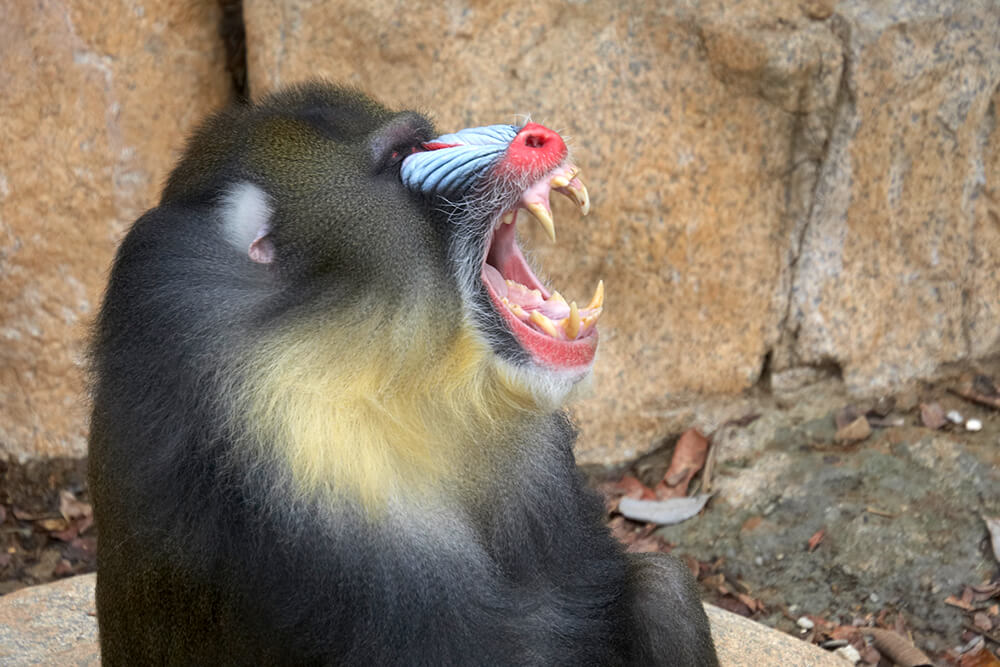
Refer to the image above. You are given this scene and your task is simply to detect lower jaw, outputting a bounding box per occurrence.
[486,288,598,371]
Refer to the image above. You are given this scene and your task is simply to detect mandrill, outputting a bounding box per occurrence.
[88,82,718,666]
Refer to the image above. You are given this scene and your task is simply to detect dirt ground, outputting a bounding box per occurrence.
[2,368,998,665]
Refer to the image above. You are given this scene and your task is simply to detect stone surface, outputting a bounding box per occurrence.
[0,0,230,460]
[780,1,1000,393]
[0,573,844,666]
[706,604,847,666]
[244,0,845,463]
[0,574,99,666]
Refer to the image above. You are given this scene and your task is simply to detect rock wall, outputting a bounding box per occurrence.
[0,0,231,460]
[2,0,998,464]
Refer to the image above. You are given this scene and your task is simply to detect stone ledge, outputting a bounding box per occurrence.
[0,574,845,666]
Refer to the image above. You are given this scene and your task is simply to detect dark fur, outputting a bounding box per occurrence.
[89,83,718,666]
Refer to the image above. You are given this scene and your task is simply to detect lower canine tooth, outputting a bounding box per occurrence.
[580,308,602,335]
[525,202,556,243]
[529,310,559,337]
[502,211,516,225]
[586,280,604,310]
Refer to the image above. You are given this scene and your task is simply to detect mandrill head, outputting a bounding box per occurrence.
[109,82,602,508]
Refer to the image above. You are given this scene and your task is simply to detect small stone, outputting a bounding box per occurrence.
[834,645,862,664]
[797,616,815,630]
[868,592,879,603]
[896,388,920,412]
[946,410,964,424]
[801,0,835,20]
[835,415,871,442]
[965,418,983,432]
[870,396,895,418]
[920,402,946,429]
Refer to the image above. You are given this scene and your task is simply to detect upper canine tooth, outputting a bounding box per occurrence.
[529,310,559,337]
[550,174,570,188]
[525,202,556,243]
[570,180,591,216]
[566,301,581,339]
[586,280,604,310]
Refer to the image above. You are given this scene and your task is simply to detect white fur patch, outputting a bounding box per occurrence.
[220,182,273,260]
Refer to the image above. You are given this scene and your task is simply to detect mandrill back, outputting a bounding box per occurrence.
[89,82,717,666]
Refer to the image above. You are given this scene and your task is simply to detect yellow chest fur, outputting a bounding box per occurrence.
[238,313,537,511]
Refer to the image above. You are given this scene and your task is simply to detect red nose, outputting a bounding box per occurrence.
[502,122,568,175]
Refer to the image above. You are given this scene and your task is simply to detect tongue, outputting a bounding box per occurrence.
[483,264,507,297]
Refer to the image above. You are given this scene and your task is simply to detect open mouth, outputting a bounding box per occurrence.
[400,121,603,371]
[480,162,603,370]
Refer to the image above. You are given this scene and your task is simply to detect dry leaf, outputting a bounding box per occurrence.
[808,528,826,552]
[59,490,92,522]
[37,518,68,532]
[983,516,1000,564]
[972,612,993,632]
[951,374,1000,410]
[617,475,656,500]
[618,494,713,525]
[865,627,932,666]
[656,429,709,499]
[959,642,1000,667]
[946,595,976,611]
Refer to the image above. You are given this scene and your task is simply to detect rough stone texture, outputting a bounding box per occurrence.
[705,604,847,667]
[0,573,844,666]
[657,378,1000,654]
[779,1,1000,392]
[0,0,230,460]
[244,0,846,463]
[0,574,99,666]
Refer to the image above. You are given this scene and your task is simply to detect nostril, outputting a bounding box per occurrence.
[524,132,546,149]
[518,122,559,150]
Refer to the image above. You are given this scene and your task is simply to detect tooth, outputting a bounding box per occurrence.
[525,202,556,243]
[566,301,581,339]
[580,307,602,335]
[508,302,528,320]
[550,174,570,188]
[549,291,567,305]
[502,210,516,225]
[529,310,559,337]
[569,180,591,216]
[586,280,604,310]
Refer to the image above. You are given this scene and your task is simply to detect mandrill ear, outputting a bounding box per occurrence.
[221,182,275,264]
